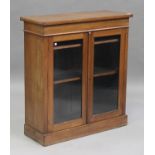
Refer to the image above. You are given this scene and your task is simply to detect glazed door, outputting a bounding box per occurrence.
[48,33,88,131]
[88,29,128,122]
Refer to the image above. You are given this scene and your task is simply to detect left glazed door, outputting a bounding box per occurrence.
[48,33,88,131]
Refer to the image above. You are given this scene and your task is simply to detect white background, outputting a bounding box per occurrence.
[0,0,149,154]
[11,1,143,155]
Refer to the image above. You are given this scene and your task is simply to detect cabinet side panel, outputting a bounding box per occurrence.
[24,33,48,133]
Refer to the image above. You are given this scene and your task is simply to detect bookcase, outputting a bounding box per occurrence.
[21,10,133,146]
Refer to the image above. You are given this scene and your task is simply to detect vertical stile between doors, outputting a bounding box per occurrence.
[82,33,89,124]
[87,31,94,123]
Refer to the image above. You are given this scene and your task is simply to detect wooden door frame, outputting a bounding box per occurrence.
[87,28,129,123]
[47,33,88,131]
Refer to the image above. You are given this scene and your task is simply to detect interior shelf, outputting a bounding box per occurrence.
[54,44,82,50]
[54,69,81,81]
[94,69,117,78]
[54,68,81,84]
[54,77,81,84]
[53,38,118,51]
[54,68,118,84]
[94,39,118,45]
[94,67,118,77]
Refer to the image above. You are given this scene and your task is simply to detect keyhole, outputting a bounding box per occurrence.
[54,42,57,46]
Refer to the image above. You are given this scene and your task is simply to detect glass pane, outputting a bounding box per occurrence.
[93,75,118,114]
[54,40,82,81]
[93,35,120,115]
[54,80,82,123]
[53,39,83,123]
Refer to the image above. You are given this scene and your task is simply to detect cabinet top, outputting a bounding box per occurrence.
[20,10,133,26]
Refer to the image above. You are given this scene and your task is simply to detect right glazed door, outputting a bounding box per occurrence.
[88,29,128,122]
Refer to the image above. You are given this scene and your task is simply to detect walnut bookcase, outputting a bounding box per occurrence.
[20,10,133,146]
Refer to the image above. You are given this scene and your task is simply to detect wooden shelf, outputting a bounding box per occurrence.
[54,69,117,84]
[53,39,118,51]
[54,44,82,50]
[54,69,81,81]
[94,39,118,45]
[94,69,117,78]
[54,77,81,84]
